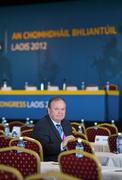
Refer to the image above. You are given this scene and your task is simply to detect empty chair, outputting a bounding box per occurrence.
[67,138,94,154]
[98,123,118,135]
[21,129,33,137]
[71,122,80,132]
[109,84,118,90]
[21,125,34,132]
[103,84,118,90]
[86,126,110,142]
[0,146,40,177]
[71,122,86,134]
[9,121,25,131]
[9,136,43,160]
[25,171,79,180]
[108,134,118,153]
[0,164,23,180]
[58,149,102,180]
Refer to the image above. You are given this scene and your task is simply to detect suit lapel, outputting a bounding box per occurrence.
[61,120,69,136]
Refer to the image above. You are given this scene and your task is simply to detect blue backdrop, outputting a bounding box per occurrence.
[0,0,122,119]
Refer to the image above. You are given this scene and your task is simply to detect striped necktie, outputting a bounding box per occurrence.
[56,124,65,140]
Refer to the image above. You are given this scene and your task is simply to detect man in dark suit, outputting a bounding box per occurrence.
[31,96,74,161]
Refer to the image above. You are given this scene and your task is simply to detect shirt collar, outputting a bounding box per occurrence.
[50,118,61,126]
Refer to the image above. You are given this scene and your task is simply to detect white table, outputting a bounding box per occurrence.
[96,152,122,167]
[40,161,60,173]
[102,166,122,180]
[91,142,110,152]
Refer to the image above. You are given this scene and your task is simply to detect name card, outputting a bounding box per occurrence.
[48,86,59,90]
[1,86,12,90]
[95,135,108,144]
[66,86,78,90]
[86,86,99,90]
[12,126,21,137]
[25,86,37,90]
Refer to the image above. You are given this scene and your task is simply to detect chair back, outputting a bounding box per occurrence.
[98,123,118,135]
[21,129,33,137]
[58,150,102,180]
[0,146,40,177]
[72,126,76,133]
[0,135,13,148]
[9,136,43,160]
[108,134,118,152]
[21,125,34,132]
[0,164,23,180]
[72,131,88,140]
[86,126,110,142]
[71,122,86,134]
[67,138,94,154]
[71,122,80,132]
[25,171,79,180]
[9,121,25,131]
[104,84,118,90]
[0,123,4,131]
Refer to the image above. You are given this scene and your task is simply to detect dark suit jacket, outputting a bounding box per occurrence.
[31,115,72,161]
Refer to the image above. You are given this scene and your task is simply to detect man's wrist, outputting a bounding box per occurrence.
[61,142,66,151]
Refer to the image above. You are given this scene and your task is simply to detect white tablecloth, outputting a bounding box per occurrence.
[40,161,60,173]
[96,152,122,167]
[91,142,110,152]
[102,166,122,180]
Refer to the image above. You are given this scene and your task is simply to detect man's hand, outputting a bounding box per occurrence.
[62,135,75,148]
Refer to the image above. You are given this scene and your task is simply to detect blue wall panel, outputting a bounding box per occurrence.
[0,0,122,119]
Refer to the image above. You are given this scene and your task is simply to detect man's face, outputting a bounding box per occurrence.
[48,100,66,123]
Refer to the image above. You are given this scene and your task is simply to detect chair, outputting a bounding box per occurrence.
[21,129,33,137]
[67,138,94,154]
[86,126,110,142]
[71,122,86,134]
[72,126,76,133]
[108,134,118,153]
[98,123,118,135]
[0,164,23,180]
[109,84,118,90]
[103,84,118,90]
[0,146,40,177]
[25,171,79,180]
[0,129,4,135]
[0,123,4,131]
[72,131,88,140]
[0,135,13,148]
[9,121,25,131]
[21,124,34,132]
[58,149,102,180]
[9,136,43,161]
[71,122,80,132]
